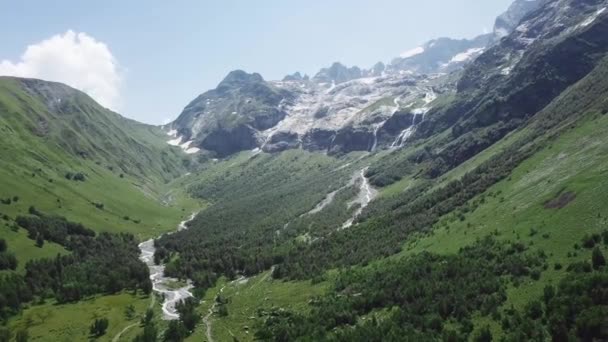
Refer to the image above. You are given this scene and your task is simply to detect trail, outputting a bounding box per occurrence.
[112,323,138,342]
[250,267,275,290]
[203,285,227,342]
[138,213,197,320]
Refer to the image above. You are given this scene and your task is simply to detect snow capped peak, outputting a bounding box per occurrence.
[400,46,425,59]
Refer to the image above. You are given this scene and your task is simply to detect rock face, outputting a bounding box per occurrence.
[419,0,608,144]
[171,70,293,157]
[388,34,492,75]
[492,0,550,41]
[171,68,447,156]
[169,0,605,158]
[312,62,363,84]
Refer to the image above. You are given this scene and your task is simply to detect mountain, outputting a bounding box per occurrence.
[168,0,552,159]
[5,0,608,341]
[387,0,550,75]
[171,70,294,157]
[0,75,196,249]
[388,34,492,74]
[492,0,549,40]
[312,62,363,84]
[171,69,449,156]
[0,76,194,180]
[154,0,608,340]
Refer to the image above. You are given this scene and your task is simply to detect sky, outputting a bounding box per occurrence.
[0,0,513,124]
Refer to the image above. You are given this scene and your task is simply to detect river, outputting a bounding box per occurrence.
[138,213,197,320]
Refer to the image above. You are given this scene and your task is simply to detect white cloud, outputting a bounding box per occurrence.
[0,30,122,110]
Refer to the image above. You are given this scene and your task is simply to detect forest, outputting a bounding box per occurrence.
[0,210,151,322]
[256,237,546,340]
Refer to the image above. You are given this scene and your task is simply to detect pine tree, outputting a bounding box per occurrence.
[592,247,606,270]
[35,234,44,248]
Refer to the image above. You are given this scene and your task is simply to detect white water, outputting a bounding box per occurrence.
[307,189,341,215]
[370,121,387,152]
[389,91,436,149]
[341,168,377,229]
[391,112,419,148]
[138,213,197,320]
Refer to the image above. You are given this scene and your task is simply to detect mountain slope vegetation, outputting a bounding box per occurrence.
[2,0,608,341]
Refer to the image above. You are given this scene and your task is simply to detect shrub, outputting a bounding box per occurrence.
[15,330,28,342]
[473,325,492,342]
[89,318,109,337]
[73,173,86,182]
[592,247,606,270]
[35,234,44,248]
[582,234,601,249]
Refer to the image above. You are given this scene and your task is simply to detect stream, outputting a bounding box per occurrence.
[138,213,197,320]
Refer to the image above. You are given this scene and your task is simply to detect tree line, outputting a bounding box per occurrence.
[0,210,151,322]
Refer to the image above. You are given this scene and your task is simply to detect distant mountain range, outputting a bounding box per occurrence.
[167,0,576,158]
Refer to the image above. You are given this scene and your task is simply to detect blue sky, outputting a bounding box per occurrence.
[1,0,512,124]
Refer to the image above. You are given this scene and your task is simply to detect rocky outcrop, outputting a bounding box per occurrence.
[262,132,300,153]
[302,129,336,152]
[282,72,309,82]
[201,125,258,158]
[329,127,374,154]
[492,0,549,41]
[170,70,293,157]
[313,62,363,84]
[382,110,419,135]
[388,34,491,75]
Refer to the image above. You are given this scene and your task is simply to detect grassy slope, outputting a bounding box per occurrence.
[205,59,608,339]
[179,116,608,340]
[8,293,153,342]
[186,272,328,342]
[0,77,201,340]
[0,224,65,273]
[397,104,608,337]
[0,76,201,239]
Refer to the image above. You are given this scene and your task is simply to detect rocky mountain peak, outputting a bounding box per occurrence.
[313,62,363,84]
[282,71,310,82]
[217,70,265,90]
[388,34,492,75]
[492,0,550,41]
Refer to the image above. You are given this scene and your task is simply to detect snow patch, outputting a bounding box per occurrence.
[400,46,425,59]
[579,7,606,28]
[449,48,485,63]
[500,66,514,75]
[167,137,182,146]
[167,136,200,154]
[184,147,200,154]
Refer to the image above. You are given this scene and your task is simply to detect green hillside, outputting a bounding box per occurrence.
[3,2,608,340]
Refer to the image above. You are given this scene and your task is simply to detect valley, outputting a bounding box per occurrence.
[1,0,608,341]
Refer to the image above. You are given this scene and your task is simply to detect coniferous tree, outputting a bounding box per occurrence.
[592,247,606,270]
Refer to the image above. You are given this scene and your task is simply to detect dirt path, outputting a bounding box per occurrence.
[202,285,226,342]
[112,323,138,342]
